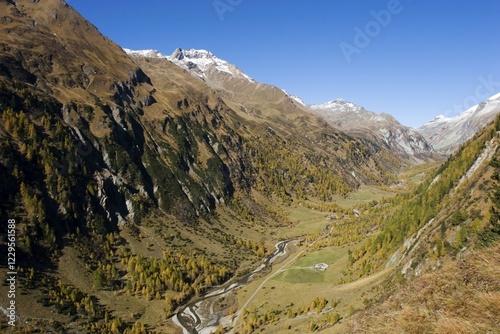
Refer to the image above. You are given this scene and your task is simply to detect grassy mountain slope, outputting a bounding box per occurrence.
[344,243,500,334]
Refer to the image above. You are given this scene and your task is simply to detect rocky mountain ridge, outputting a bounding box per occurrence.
[417,92,500,154]
[310,98,440,163]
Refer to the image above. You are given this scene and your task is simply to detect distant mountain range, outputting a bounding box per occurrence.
[310,99,439,163]
[125,47,500,159]
[312,94,500,156]
[125,48,440,163]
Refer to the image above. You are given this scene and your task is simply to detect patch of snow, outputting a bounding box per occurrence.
[290,95,307,106]
[123,48,167,58]
[310,98,363,113]
[488,92,500,101]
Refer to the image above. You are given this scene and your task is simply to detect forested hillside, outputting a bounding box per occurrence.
[351,116,500,275]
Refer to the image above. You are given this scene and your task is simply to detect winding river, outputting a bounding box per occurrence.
[173,240,294,334]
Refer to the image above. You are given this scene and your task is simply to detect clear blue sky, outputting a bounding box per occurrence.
[68,0,500,127]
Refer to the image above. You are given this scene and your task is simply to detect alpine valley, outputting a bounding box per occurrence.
[0,1,499,334]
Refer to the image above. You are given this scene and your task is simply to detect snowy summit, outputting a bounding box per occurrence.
[167,48,255,82]
[310,99,363,113]
[123,47,254,82]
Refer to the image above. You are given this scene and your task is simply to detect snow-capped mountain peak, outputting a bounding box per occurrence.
[167,48,254,82]
[168,48,233,76]
[280,89,307,107]
[310,99,363,113]
[489,92,500,101]
[170,48,215,61]
[123,47,255,83]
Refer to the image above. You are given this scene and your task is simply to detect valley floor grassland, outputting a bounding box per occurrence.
[230,186,402,333]
[228,162,444,333]
[233,238,392,333]
[330,185,395,208]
